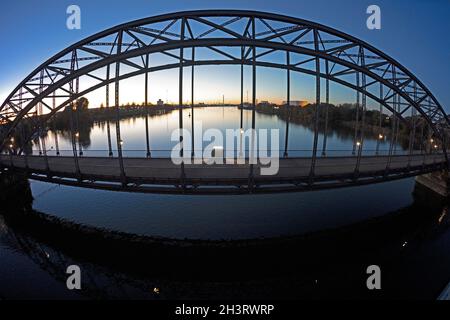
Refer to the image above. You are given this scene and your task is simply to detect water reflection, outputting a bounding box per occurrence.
[33,107,406,158]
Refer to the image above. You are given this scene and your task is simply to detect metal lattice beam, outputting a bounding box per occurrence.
[0,10,447,155]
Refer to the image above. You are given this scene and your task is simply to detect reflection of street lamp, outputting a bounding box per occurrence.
[8,138,15,166]
[9,137,15,152]
[75,132,79,137]
[356,141,361,147]
[378,134,383,140]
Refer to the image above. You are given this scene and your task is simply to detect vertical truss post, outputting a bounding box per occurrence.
[52,91,60,155]
[352,70,360,155]
[392,67,400,156]
[309,29,321,184]
[144,53,151,157]
[386,65,400,174]
[420,121,425,169]
[426,124,433,165]
[76,98,83,156]
[37,134,43,155]
[409,110,418,163]
[114,30,126,185]
[248,17,256,191]
[407,84,417,167]
[355,47,366,176]
[75,59,81,162]
[9,143,13,168]
[69,50,81,180]
[18,87,29,168]
[21,124,29,170]
[74,57,83,157]
[69,102,80,178]
[35,81,43,157]
[375,83,383,155]
[420,122,425,153]
[7,127,14,168]
[321,60,330,156]
[240,46,244,130]
[179,18,186,189]
[385,95,397,173]
[284,51,291,158]
[38,69,50,175]
[191,47,195,158]
[105,64,113,157]
[393,102,400,155]
[427,125,432,155]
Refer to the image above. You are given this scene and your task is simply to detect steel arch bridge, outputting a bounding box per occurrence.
[0,10,448,194]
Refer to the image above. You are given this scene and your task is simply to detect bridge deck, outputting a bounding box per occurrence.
[1,153,446,194]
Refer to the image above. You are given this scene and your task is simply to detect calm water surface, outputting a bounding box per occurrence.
[36,106,400,158]
[2,107,448,300]
[25,106,409,240]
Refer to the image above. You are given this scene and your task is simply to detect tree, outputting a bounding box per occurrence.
[76,97,89,111]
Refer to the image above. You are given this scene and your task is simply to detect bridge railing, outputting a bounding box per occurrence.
[3,148,439,159]
[1,150,445,194]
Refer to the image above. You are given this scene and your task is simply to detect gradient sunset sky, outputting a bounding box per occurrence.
[0,0,448,109]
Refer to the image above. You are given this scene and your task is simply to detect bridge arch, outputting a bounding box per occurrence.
[0,10,448,161]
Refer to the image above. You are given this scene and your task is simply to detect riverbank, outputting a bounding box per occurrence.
[255,103,421,150]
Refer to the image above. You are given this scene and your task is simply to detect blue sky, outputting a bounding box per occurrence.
[0,0,449,109]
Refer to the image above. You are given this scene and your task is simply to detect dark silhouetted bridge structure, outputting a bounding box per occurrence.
[0,10,448,194]
[0,153,446,194]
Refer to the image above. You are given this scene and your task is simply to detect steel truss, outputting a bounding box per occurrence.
[0,10,448,163]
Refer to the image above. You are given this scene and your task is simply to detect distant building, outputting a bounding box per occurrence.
[157,99,164,106]
[257,101,276,109]
[282,100,308,107]
[240,102,253,110]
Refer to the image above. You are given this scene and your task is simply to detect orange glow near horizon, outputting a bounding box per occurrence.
[82,65,319,108]
[1,65,364,113]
